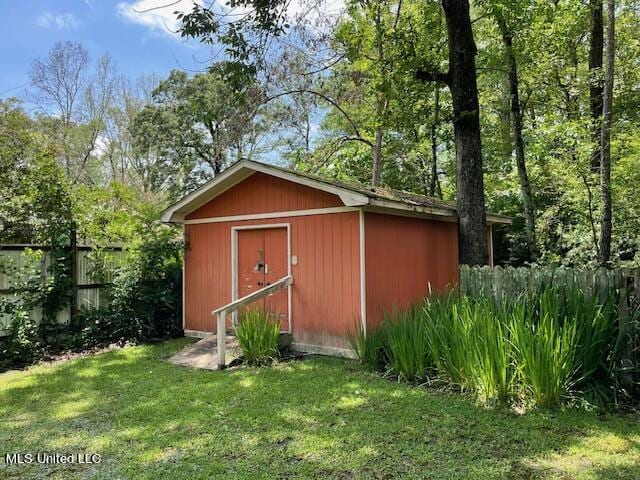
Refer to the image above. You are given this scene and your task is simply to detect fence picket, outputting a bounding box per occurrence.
[0,244,124,335]
[460,265,638,307]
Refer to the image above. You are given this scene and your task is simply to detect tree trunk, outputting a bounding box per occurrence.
[598,0,614,266]
[589,0,604,172]
[371,1,387,187]
[442,0,487,266]
[497,16,538,262]
[429,86,440,198]
[372,122,383,186]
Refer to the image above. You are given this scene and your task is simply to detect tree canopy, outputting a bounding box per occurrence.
[1,1,639,267]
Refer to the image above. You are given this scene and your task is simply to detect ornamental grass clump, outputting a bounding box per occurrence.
[234,309,280,366]
[384,307,430,382]
[510,292,579,409]
[468,299,517,403]
[422,294,516,402]
[347,319,386,371]
[350,283,635,410]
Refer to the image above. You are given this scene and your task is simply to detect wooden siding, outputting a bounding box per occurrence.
[364,212,459,330]
[184,212,360,348]
[186,172,343,220]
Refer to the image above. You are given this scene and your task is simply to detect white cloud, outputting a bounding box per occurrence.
[286,0,345,23]
[36,12,79,30]
[116,0,200,38]
[117,0,344,39]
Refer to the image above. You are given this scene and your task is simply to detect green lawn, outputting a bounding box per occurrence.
[1,339,639,479]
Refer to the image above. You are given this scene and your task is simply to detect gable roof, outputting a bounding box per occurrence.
[160,159,511,224]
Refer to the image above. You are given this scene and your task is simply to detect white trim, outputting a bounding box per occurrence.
[231,227,237,326]
[231,223,292,334]
[183,206,359,225]
[359,209,367,336]
[286,225,292,334]
[161,160,369,222]
[291,342,357,359]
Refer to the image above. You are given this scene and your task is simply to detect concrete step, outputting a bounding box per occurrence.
[167,335,239,370]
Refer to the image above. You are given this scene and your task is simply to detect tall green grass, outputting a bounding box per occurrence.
[511,295,578,408]
[384,307,430,382]
[470,299,517,403]
[347,319,385,371]
[234,309,280,366]
[352,285,635,409]
[423,294,516,402]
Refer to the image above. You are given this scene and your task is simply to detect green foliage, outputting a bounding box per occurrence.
[130,67,265,199]
[511,297,579,408]
[383,307,430,383]
[3,340,640,479]
[347,318,386,371]
[0,302,40,367]
[234,309,280,366]
[355,282,637,410]
[0,98,35,243]
[82,222,183,344]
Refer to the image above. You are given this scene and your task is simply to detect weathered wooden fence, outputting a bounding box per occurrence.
[460,265,640,304]
[0,245,124,336]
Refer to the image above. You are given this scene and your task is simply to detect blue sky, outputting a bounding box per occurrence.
[1,0,212,99]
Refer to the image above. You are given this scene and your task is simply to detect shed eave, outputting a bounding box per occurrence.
[363,200,512,225]
[160,160,370,224]
[486,215,512,225]
[366,198,458,220]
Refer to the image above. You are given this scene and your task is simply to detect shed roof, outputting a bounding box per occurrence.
[160,159,511,224]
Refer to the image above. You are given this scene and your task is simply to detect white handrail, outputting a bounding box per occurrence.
[211,275,293,369]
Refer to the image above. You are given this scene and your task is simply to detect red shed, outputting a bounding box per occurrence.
[161,160,510,356]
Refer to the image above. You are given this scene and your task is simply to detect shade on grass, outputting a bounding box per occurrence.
[1,339,639,479]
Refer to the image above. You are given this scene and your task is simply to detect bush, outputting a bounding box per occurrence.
[80,223,183,345]
[0,306,41,367]
[234,309,280,366]
[353,285,637,410]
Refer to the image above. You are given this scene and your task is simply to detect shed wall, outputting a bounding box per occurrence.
[185,213,360,349]
[364,212,459,329]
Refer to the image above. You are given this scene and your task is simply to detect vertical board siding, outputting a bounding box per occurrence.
[184,212,361,348]
[186,172,343,220]
[364,212,460,329]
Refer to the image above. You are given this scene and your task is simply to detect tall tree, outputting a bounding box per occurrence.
[598,0,615,265]
[130,68,266,197]
[495,11,537,261]
[417,0,488,265]
[28,42,116,184]
[589,0,604,172]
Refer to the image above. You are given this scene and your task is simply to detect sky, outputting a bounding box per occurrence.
[1,0,212,100]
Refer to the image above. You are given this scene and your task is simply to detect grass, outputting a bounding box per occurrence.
[0,339,639,479]
[234,309,280,365]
